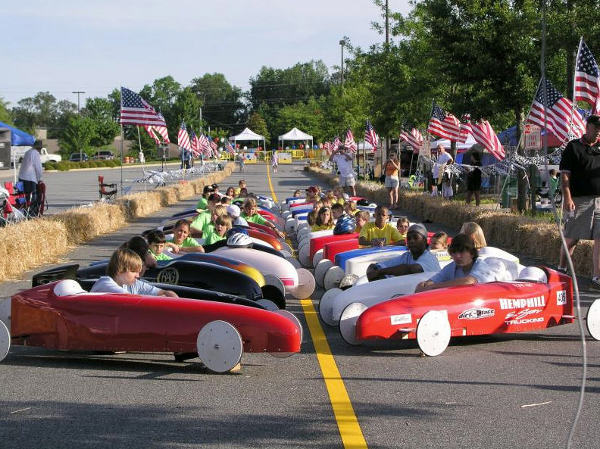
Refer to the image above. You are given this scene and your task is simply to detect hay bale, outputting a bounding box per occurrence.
[115,191,162,219]
[52,203,127,244]
[0,219,69,280]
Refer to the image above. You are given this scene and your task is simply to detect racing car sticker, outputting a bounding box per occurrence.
[458,308,495,320]
[157,268,179,285]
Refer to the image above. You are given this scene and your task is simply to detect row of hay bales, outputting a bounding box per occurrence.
[307,166,593,276]
[0,163,236,281]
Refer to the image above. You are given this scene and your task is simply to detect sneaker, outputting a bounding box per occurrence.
[591,277,600,290]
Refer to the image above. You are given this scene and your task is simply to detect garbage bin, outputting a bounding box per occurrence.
[0,129,11,170]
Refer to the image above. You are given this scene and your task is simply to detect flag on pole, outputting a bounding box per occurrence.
[189,130,201,157]
[144,126,161,144]
[152,113,170,143]
[345,129,357,153]
[427,103,461,141]
[527,78,585,143]
[364,120,379,152]
[458,114,472,143]
[323,141,331,154]
[399,128,424,153]
[120,87,166,126]
[471,120,505,161]
[208,136,218,157]
[225,139,235,154]
[198,134,211,155]
[177,122,191,150]
[574,38,600,114]
[332,136,341,152]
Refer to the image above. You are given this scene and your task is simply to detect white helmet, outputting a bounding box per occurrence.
[517,266,547,283]
[54,279,86,296]
[227,232,253,248]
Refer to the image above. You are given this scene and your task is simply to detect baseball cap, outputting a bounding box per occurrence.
[407,223,428,239]
[227,204,241,218]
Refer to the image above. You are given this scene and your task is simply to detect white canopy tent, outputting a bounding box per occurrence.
[229,127,266,150]
[278,127,313,150]
[431,134,477,151]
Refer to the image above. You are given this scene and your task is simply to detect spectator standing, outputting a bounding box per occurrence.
[18,139,43,207]
[465,151,482,206]
[558,114,600,287]
[329,145,356,196]
[384,152,400,209]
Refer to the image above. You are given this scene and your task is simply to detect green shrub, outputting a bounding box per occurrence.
[56,162,70,171]
[44,162,57,170]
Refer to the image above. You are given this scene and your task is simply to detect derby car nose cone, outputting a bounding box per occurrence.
[272,309,303,351]
[293,268,316,299]
[0,321,10,362]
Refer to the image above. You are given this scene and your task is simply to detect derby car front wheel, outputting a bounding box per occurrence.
[0,321,10,362]
[586,299,600,341]
[339,302,368,346]
[196,320,243,373]
[416,310,451,357]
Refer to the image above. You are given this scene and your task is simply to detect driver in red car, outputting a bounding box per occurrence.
[415,234,496,293]
[91,247,178,297]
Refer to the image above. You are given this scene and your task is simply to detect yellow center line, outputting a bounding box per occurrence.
[266,163,367,449]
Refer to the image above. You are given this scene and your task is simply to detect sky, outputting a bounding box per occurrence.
[3,0,412,107]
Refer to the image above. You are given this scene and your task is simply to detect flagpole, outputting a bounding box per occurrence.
[120,124,124,196]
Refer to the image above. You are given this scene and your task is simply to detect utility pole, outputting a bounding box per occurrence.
[385,0,389,46]
[72,91,85,162]
[339,39,345,86]
[72,91,85,113]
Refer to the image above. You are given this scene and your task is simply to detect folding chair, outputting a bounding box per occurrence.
[98,176,117,200]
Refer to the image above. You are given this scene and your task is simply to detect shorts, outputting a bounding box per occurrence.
[564,196,600,240]
[385,176,399,188]
[339,174,355,187]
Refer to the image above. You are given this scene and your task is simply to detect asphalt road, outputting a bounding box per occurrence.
[0,161,599,449]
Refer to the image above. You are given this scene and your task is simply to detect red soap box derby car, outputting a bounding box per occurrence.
[340,267,600,356]
[0,280,302,373]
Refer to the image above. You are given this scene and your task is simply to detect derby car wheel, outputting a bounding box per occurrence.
[270,310,303,358]
[285,256,301,269]
[196,320,243,373]
[0,321,10,362]
[0,320,10,362]
[284,218,295,234]
[315,259,334,287]
[416,310,451,357]
[281,241,294,255]
[256,299,279,311]
[339,302,368,346]
[298,245,312,268]
[263,274,286,309]
[318,288,342,326]
[282,211,291,220]
[292,268,316,299]
[312,250,324,267]
[586,299,600,341]
[324,266,345,291]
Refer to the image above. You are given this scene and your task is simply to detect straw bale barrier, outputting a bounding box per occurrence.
[307,166,594,276]
[0,163,236,281]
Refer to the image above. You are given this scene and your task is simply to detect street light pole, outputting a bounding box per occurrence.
[339,40,345,86]
[72,91,85,162]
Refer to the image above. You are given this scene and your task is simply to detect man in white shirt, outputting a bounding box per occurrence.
[435,144,453,194]
[18,140,43,206]
[329,145,356,196]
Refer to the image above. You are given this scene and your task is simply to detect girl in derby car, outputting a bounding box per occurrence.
[311,206,335,232]
[167,219,205,253]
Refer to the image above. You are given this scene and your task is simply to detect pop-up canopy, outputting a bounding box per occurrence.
[229,127,266,150]
[278,127,313,150]
[0,121,35,146]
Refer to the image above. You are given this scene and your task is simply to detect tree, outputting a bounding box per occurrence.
[0,98,12,124]
[59,115,97,158]
[82,97,120,147]
[190,73,245,131]
[274,97,328,145]
[247,112,270,146]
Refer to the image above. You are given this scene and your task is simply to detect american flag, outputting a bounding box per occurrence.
[332,136,341,152]
[345,129,357,153]
[144,126,161,144]
[120,87,166,126]
[471,120,505,161]
[364,120,379,152]
[575,38,600,114]
[198,134,211,155]
[208,136,219,157]
[527,78,585,143]
[427,103,461,141]
[189,130,201,157]
[177,122,191,150]
[459,114,472,143]
[225,139,235,154]
[399,128,424,153]
[323,141,331,154]
[153,113,170,143]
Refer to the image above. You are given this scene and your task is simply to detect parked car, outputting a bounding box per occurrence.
[93,151,115,160]
[69,153,89,162]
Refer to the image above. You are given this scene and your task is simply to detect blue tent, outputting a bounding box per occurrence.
[0,121,35,146]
